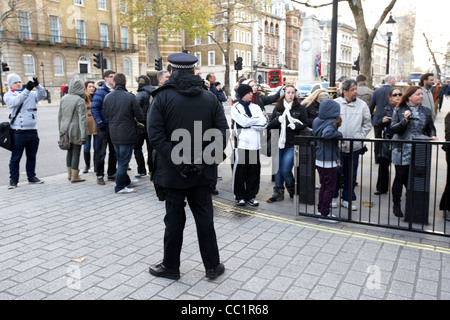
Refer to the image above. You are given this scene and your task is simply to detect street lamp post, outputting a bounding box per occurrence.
[385,14,396,75]
[40,62,50,103]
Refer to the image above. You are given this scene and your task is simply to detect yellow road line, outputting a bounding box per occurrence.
[213,200,450,255]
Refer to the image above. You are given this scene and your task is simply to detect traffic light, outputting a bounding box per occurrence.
[235,57,242,70]
[93,52,103,69]
[155,57,163,71]
[1,62,9,72]
[352,54,360,72]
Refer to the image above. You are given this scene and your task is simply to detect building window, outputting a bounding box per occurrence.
[78,55,89,74]
[208,32,215,44]
[23,54,35,74]
[76,20,86,45]
[53,55,64,75]
[19,12,31,40]
[234,30,239,42]
[208,51,215,66]
[100,24,109,47]
[98,0,106,10]
[74,0,84,6]
[195,36,201,45]
[247,52,251,66]
[121,27,128,49]
[195,52,201,66]
[123,59,132,76]
[49,16,61,43]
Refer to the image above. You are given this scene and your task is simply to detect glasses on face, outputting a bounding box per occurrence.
[391,93,402,97]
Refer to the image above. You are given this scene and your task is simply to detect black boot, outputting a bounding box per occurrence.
[267,186,284,203]
[286,185,295,199]
[393,203,403,218]
[83,152,90,173]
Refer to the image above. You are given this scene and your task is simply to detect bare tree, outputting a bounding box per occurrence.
[423,33,442,80]
[208,0,264,95]
[292,0,397,87]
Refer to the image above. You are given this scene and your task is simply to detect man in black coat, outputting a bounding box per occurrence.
[103,73,145,194]
[147,53,229,280]
[369,74,396,162]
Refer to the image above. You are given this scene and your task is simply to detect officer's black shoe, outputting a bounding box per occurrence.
[205,263,225,280]
[149,263,180,280]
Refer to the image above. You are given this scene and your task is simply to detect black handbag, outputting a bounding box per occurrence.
[0,103,24,151]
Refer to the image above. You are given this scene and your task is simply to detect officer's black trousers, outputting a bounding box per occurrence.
[161,185,220,270]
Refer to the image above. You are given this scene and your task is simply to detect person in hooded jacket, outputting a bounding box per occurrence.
[134,75,155,178]
[147,53,228,281]
[312,99,342,222]
[266,85,308,202]
[58,78,87,183]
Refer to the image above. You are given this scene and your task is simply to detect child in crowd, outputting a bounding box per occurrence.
[312,99,342,223]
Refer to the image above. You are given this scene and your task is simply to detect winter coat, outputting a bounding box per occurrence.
[335,96,372,153]
[369,84,391,126]
[91,80,112,129]
[357,84,374,107]
[5,84,46,130]
[58,78,87,145]
[148,71,229,189]
[390,103,436,165]
[267,99,308,149]
[231,100,268,150]
[136,85,155,124]
[103,85,145,145]
[312,99,343,162]
[85,94,97,136]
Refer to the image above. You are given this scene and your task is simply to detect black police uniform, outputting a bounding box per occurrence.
[147,53,229,278]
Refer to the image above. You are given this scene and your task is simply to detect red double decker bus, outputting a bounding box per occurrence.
[268,69,282,88]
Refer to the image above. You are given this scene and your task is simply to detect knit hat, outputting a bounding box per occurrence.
[7,73,22,88]
[237,84,252,99]
[137,75,150,89]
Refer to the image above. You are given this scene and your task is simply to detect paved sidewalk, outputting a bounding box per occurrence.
[1,99,450,301]
[1,160,450,301]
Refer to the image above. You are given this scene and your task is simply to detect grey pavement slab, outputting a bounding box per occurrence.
[1,163,450,301]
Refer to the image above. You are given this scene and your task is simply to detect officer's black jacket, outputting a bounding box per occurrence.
[147,71,229,189]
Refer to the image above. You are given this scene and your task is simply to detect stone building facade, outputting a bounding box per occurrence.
[0,0,140,99]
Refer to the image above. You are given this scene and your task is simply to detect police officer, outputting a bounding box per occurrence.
[147,53,229,280]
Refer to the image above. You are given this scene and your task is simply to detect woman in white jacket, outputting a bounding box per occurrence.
[231,84,268,206]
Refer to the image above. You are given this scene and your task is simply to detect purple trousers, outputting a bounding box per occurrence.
[316,166,338,216]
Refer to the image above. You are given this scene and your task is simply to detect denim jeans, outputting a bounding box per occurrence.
[113,144,134,192]
[275,147,295,188]
[9,130,40,182]
[83,134,98,153]
[334,150,360,202]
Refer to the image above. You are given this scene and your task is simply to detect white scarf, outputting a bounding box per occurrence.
[278,99,302,149]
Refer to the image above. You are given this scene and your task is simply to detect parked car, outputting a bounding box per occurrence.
[297,83,327,98]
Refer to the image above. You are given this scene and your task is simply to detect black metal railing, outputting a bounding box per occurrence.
[1,31,138,52]
[293,134,450,237]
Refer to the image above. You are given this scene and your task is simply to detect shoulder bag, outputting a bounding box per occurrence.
[0,103,24,151]
[58,105,77,150]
